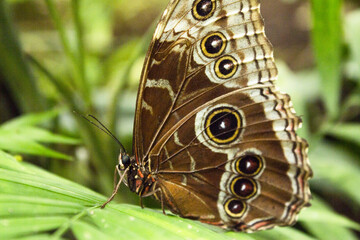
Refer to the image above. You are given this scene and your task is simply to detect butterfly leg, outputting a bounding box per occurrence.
[141,186,166,215]
[139,196,144,209]
[101,167,129,208]
[113,166,119,188]
[160,190,166,215]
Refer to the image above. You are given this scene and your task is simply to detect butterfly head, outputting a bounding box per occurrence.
[118,152,131,171]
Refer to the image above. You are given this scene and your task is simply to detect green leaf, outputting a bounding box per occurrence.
[0,150,28,172]
[0,135,73,160]
[299,197,359,240]
[0,111,79,160]
[310,0,343,119]
[101,205,231,240]
[345,9,360,82]
[0,127,80,145]
[310,142,360,205]
[0,169,104,205]
[0,216,68,239]
[71,221,115,240]
[249,227,317,240]
[326,123,360,147]
[11,234,65,240]
[1,109,60,129]
[0,195,83,217]
[342,93,360,116]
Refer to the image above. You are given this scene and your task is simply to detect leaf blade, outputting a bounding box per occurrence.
[310,0,343,118]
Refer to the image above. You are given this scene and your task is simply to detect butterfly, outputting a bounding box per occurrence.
[102,0,312,232]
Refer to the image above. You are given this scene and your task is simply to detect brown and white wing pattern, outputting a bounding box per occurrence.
[133,0,312,232]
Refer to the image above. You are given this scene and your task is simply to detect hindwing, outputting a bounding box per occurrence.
[133,0,312,231]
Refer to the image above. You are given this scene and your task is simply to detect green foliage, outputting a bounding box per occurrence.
[310,0,343,119]
[0,0,359,239]
[0,110,79,160]
[0,0,44,112]
[1,152,358,240]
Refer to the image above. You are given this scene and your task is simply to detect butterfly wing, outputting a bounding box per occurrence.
[133,0,312,231]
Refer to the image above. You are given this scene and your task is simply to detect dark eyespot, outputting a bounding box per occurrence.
[231,177,257,199]
[214,56,238,79]
[205,107,242,144]
[224,198,246,218]
[192,0,216,20]
[201,32,226,58]
[236,155,263,176]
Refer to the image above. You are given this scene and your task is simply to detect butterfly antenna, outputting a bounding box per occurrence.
[74,111,126,153]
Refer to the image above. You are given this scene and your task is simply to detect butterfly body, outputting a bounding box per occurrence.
[113,0,312,232]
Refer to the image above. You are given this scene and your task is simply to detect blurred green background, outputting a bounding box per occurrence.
[0,0,360,239]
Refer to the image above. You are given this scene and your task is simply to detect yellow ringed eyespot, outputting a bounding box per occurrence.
[192,0,216,20]
[224,198,247,218]
[235,155,264,177]
[230,177,257,199]
[201,32,227,58]
[214,55,238,79]
[205,107,242,144]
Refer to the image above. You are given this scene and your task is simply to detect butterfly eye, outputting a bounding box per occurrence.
[192,0,216,20]
[224,198,247,218]
[121,155,131,168]
[205,107,242,144]
[230,177,257,199]
[214,55,238,79]
[201,32,226,58]
[236,155,263,176]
